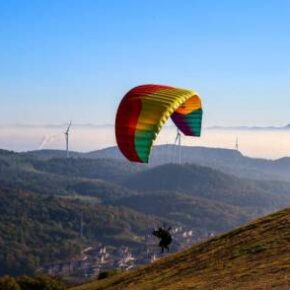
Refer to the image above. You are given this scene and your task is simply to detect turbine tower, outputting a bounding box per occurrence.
[235,136,239,151]
[174,129,182,164]
[64,121,72,158]
[80,212,84,239]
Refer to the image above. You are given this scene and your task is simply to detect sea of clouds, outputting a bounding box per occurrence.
[0,124,290,159]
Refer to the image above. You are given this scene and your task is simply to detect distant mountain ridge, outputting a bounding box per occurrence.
[26,145,290,182]
[208,123,290,130]
[120,163,290,210]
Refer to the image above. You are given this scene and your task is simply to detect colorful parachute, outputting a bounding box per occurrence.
[115,84,203,163]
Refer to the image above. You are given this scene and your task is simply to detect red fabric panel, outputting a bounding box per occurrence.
[115,84,173,162]
[115,96,142,162]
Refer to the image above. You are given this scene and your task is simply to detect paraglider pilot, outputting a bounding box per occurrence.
[152,226,172,253]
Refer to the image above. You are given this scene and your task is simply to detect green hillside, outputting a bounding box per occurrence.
[72,207,290,290]
[114,191,253,232]
[1,148,290,279]
[122,163,290,210]
[0,186,158,276]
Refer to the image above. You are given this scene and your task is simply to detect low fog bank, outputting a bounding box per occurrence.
[0,124,290,159]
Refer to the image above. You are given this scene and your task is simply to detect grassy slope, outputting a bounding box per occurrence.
[73,207,290,290]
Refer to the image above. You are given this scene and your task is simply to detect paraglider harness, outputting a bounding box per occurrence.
[152,227,172,253]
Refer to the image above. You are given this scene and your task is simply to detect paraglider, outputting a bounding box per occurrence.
[115,84,203,163]
[152,226,172,253]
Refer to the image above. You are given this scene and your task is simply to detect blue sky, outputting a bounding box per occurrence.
[0,0,290,126]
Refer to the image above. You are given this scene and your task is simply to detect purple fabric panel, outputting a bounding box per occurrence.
[171,112,194,136]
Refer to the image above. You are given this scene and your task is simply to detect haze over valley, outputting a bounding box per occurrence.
[1,0,290,288]
[2,123,290,159]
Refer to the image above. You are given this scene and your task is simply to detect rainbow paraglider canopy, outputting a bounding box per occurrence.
[115,84,203,163]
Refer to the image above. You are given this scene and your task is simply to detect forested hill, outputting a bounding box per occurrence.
[122,163,290,210]
[0,186,157,276]
[27,145,290,182]
[1,148,290,277]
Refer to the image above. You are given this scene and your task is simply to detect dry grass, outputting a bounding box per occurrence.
[72,207,290,290]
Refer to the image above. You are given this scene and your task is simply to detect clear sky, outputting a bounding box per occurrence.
[0,0,290,127]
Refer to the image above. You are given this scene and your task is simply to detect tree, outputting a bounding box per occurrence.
[0,275,20,290]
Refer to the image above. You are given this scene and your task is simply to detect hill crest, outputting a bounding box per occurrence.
[72,207,290,290]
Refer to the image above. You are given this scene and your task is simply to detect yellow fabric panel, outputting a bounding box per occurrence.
[135,88,194,133]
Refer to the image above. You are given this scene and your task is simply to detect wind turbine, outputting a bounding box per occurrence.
[64,121,72,158]
[80,212,84,239]
[235,136,239,151]
[174,129,182,164]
